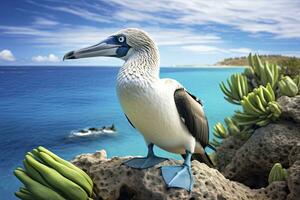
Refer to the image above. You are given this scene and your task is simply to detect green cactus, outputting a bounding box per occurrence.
[268,163,287,184]
[243,67,255,78]
[213,122,228,139]
[224,117,239,136]
[247,54,280,89]
[209,138,221,149]
[233,83,281,127]
[294,75,300,94]
[220,73,250,105]
[278,76,299,97]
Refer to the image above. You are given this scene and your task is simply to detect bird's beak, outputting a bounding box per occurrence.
[63,38,121,60]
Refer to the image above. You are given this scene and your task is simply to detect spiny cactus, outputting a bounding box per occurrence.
[233,83,281,127]
[268,163,287,184]
[220,73,250,105]
[248,53,280,89]
[278,76,299,97]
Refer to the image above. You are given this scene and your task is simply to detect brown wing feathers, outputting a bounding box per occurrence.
[174,88,214,167]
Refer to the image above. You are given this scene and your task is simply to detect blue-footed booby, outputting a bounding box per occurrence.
[64,28,214,191]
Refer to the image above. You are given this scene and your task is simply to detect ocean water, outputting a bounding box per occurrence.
[0,66,243,199]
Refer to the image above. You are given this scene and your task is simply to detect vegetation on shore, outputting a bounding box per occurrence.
[216,55,300,78]
[211,53,299,148]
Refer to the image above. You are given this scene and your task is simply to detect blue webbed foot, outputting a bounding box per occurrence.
[123,156,168,169]
[123,143,168,169]
[161,165,193,191]
[161,150,194,191]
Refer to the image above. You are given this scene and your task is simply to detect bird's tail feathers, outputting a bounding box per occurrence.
[192,152,214,168]
[207,144,216,152]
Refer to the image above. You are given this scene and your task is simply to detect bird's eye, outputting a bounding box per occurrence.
[118,36,125,43]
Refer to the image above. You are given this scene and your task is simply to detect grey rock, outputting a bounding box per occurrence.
[72,150,287,200]
[277,95,300,123]
[222,121,300,188]
[215,136,246,172]
[287,143,300,200]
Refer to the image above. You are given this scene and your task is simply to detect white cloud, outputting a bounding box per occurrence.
[23,0,300,39]
[182,45,226,54]
[32,54,60,62]
[107,0,300,38]
[0,25,221,50]
[182,45,252,55]
[0,49,15,61]
[228,48,252,54]
[33,17,59,26]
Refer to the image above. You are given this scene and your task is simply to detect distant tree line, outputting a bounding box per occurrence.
[217,55,300,78]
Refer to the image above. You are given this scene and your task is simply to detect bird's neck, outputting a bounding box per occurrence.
[117,48,160,87]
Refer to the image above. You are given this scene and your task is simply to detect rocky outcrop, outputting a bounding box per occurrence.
[215,136,246,172]
[69,95,299,200]
[277,95,300,123]
[287,143,300,200]
[72,151,287,200]
[221,121,300,189]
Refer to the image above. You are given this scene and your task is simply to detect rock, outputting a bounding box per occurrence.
[277,95,300,123]
[72,151,287,200]
[222,121,300,188]
[287,143,300,200]
[73,150,107,170]
[288,142,300,166]
[215,136,246,172]
[89,127,99,131]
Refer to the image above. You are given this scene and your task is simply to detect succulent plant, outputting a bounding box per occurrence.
[14,147,94,200]
[224,117,239,136]
[278,76,299,97]
[209,138,221,149]
[243,67,255,78]
[213,122,228,139]
[220,73,250,105]
[294,75,300,94]
[293,75,300,87]
[233,83,281,127]
[247,53,280,89]
[268,163,287,184]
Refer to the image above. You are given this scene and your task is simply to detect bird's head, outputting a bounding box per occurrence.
[63,28,157,61]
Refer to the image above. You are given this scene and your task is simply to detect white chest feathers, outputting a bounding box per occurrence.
[116,78,195,153]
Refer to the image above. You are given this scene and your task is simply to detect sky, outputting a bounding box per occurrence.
[0,0,300,66]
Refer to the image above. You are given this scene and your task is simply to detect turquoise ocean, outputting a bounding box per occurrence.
[0,66,243,199]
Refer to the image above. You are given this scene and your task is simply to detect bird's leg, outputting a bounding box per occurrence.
[161,150,194,191]
[123,143,168,169]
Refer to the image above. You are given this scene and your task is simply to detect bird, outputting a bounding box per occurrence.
[64,28,214,191]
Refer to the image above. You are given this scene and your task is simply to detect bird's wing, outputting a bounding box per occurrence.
[174,88,209,147]
[125,114,135,128]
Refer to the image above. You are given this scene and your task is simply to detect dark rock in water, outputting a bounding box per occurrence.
[287,143,300,200]
[110,123,116,131]
[88,127,98,131]
[221,121,300,189]
[277,95,300,123]
[79,129,89,133]
[72,151,287,200]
